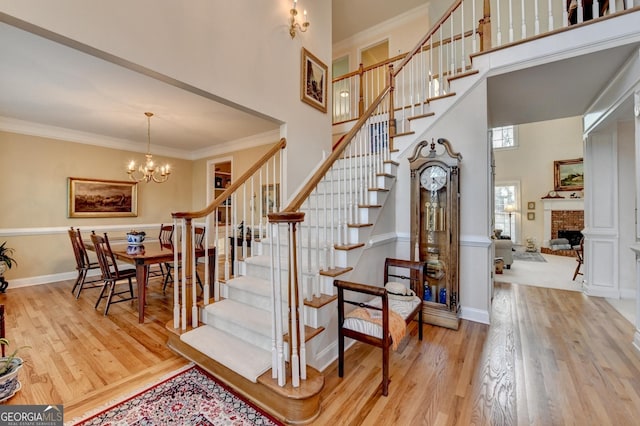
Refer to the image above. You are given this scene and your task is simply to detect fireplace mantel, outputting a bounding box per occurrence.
[542,198,584,211]
[542,198,584,247]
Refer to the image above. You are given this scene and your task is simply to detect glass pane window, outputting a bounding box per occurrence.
[495,184,518,241]
[492,125,516,149]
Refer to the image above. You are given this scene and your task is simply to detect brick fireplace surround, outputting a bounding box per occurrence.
[541,198,584,256]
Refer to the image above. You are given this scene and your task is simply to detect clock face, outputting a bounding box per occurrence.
[420,165,447,191]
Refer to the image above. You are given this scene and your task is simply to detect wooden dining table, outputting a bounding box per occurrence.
[87,239,215,323]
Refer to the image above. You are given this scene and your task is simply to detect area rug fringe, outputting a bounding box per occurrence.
[65,362,196,425]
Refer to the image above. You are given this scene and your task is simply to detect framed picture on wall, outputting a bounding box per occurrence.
[554,158,584,191]
[527,212,535,220]
[300,47,327,113]
[68,177,137,218]
[527,201,535,210]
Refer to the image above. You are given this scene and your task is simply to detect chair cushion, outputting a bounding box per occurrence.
[384,282,416,301]
[342,296,421,339]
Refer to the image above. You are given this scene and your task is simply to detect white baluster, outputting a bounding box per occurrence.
[534,0,540,34]
[521,0,527,39]
[497,0,503,45]
[472,0,478,53]
[461,0,466,71]
[296,229,307,381]
[508,0,515,42]
[289,224,300,388]
[181,220,187,330]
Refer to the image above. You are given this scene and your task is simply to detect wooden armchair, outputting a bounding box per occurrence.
[334,258,424,396]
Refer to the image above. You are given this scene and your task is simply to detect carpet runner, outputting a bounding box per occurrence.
[70,364,281,425]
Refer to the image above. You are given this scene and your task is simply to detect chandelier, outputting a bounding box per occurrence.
[127,112,171,183]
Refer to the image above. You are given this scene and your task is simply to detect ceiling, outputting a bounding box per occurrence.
[331,0,427,43]
[0,19,282,159]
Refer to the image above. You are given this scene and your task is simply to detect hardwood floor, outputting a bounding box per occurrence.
[2,278,640,425]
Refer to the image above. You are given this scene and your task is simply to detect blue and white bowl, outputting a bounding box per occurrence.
[126,233,145,245]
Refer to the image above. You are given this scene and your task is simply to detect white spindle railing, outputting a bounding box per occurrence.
[171,138,286,331]
[332,0,633,124]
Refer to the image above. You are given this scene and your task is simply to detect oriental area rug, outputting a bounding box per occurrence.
[70,364,282,425]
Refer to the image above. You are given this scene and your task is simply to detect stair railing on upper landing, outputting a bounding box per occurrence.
[171,138,286,330]
[333,0,634,125]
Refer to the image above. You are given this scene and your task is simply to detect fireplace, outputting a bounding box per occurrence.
[542,198,584,248]
[558,230,582,247]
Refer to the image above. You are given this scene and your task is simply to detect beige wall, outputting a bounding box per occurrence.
[0,130,193,281]
[494,117,584,246]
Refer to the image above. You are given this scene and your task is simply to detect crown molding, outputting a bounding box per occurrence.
[0,115,191,159]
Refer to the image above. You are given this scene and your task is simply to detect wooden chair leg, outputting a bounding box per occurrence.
[382,345,389,396]
[104,281,116,316]
[338,332,344,378]
[573,262,582,280]
[95,282,108,309]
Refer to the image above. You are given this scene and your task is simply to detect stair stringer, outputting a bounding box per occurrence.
[392,65,490,154]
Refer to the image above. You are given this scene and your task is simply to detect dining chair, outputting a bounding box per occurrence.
[90,231,137,315]
[68,227,102,299]
[163,226,205,293]
[144,224,174,282]
[572,237,584,281]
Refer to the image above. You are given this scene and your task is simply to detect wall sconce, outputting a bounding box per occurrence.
[289,0,309,39]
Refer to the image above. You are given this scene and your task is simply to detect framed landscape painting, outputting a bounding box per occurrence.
[68,177,138,218]
[554,158,584,191]
[300,47,327,113]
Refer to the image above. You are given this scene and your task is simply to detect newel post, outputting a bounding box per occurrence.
[478,0,492,51]
[268,211,307,387]
[388,63,396,152]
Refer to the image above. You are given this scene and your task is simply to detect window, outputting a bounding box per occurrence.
[491,125,516,149]
[495,183,519,242]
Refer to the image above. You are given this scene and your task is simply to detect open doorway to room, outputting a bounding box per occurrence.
[491,121,583,293]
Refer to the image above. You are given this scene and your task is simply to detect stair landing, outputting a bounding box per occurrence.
[166,322,324,425]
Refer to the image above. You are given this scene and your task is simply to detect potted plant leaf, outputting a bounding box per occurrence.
[0,242,17,293]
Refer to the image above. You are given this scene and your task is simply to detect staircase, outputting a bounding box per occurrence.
[166,1,640,423]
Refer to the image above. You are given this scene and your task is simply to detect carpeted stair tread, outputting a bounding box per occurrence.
[180,326,271,383]
[203,299,272,337]
[226,275,271,297]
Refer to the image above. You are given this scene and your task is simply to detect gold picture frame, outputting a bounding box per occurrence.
[554,158,584,191]
[300,47,327,113]
[527,201,535,210]
[68,177,138,218]
[527,212,535,220]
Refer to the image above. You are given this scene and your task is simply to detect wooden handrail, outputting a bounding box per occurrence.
[283,85,391,212]
[173,137,286,219]
[294,2,473,212]
[392,0,464,78]
[331,26,474,86]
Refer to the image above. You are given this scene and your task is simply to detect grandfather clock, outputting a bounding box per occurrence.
[409,138,462,330]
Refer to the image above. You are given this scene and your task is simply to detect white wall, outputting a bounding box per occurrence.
[618,120,637,297]
[395,81,493,324]
[0,0,332,200]
[494,117,583,246]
